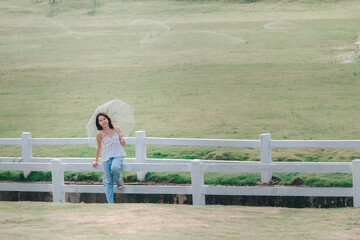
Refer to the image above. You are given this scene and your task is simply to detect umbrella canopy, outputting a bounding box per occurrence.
[86,99,135,147]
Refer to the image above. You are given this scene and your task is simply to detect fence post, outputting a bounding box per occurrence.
[191,160,205,205]
[21,132,33,177]
[353,160,360,207]
[51,159,65,203]
[260,133,272,184]
[135,131,147,181]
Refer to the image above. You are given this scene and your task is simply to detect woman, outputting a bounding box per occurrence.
[92,112,126,204]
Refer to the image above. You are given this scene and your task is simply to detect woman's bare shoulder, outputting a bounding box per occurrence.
[114,126,122,132]
[96,131,103,139]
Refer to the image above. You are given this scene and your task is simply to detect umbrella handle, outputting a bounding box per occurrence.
[120,138,126,147]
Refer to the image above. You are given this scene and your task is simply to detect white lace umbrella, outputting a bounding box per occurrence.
[86,99,135,147]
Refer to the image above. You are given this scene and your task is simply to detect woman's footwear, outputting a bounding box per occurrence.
[117,180,124,190]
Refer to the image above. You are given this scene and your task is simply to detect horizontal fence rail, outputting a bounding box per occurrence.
[271,140,360,148]
[145,137,260,147]
[0,162,52,171]
[204,186,354,197]
[0,139,22,145]
[1,131,360,206]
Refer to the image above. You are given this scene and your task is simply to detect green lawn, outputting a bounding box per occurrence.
[1,202,360,240]
[0,0,360,186]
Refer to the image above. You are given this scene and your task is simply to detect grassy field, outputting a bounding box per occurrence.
[0,0,360,185]
[1,202,360,240]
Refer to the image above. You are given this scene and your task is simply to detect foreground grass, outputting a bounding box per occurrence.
[0,202,360,240]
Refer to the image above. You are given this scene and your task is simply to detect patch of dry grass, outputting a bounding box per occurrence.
[0,202,360,240]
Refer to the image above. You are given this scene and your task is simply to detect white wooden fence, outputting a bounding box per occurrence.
[1,131,360,206]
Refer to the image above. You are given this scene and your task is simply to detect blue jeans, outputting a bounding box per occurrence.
[102,156,124,203]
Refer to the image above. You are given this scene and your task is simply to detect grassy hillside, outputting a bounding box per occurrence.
[0,0,359,185]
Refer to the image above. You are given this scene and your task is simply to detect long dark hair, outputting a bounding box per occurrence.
[96,112,114,130]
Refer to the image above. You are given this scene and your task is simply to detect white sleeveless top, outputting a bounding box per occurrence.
[100,129,126,162]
